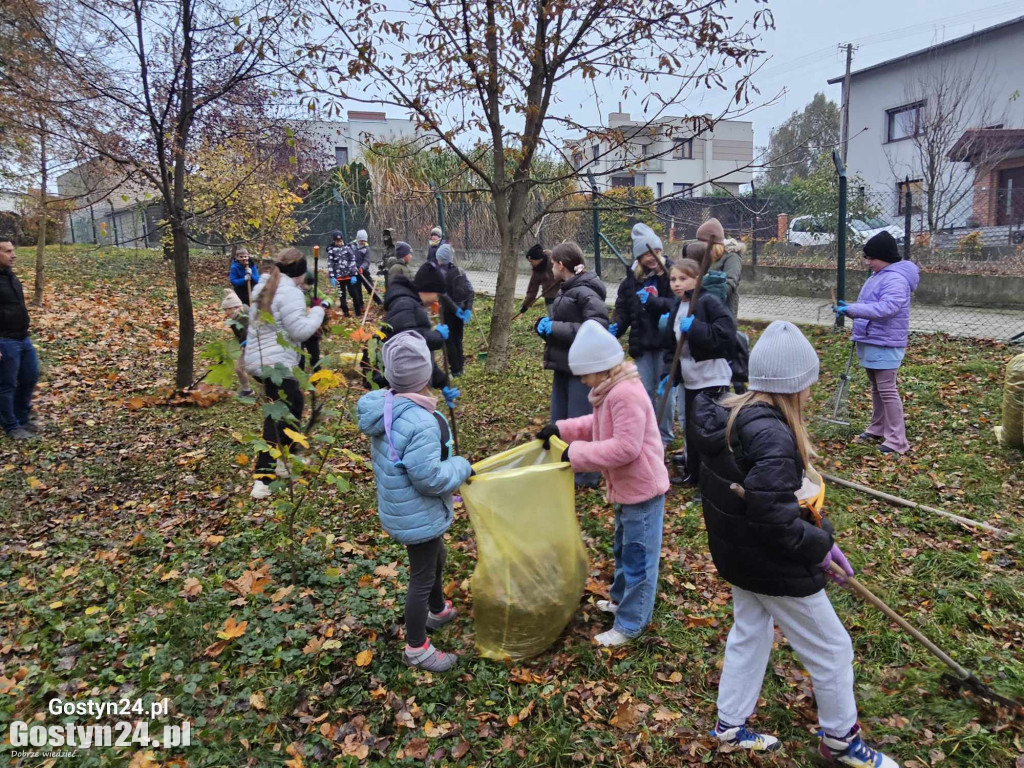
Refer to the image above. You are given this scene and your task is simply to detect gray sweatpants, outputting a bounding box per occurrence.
[717,586,858,737]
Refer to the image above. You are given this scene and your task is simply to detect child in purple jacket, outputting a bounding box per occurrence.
[835,231,920,454]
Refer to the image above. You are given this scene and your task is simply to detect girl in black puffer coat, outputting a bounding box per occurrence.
[611,222,675,445]
[535,241,608,487]
[690,320,898,768]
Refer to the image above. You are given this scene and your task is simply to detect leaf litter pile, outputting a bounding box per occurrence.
[1,247,1022,767]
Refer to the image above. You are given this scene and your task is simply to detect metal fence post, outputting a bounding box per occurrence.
[903,178,912,260]
[833,150,847,328]
[587,171,601,278]
[433,185,446,234]
[751,209,758,267]
[462,192,471,252]
[402,197,410,243]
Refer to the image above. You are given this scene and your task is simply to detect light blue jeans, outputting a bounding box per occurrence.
[635,350,674,445]
[610,494,665,637]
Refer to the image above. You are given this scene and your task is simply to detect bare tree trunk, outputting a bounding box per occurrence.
[171,216,195,388]
[33,125,47,307]
[485,190,521,370]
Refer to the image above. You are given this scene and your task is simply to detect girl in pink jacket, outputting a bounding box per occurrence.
[536,319,670,646]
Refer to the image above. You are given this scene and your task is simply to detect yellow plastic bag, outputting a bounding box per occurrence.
[995,352,1024,449]
[461,437,587,660]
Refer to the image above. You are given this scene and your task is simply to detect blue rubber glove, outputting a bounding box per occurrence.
[436,323,450,340]
[442,386,460,408]
[656,374,670,398]
[350,275,358,285]
[658,312,670,333]
[635,289,650,305]
[608,322,619,338]
[679,314,694,333]
[330,277,337,289]
[456,307,472,324]
[536,316,553,337]
[833,300,848,317]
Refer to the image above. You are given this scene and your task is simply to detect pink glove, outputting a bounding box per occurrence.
[820,544,854,585]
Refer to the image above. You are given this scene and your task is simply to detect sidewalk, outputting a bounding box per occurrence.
[463,270,1024,341]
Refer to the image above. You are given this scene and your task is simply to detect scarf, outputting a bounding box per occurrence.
[587,362,640,408]
[397,391,438,413]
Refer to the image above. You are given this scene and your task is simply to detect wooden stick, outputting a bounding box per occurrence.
[820,472,1009,538]
[360,276,378,326]
[827,563,972,679]
[656,244,713,422]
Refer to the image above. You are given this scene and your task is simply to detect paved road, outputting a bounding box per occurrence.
[464,270,1024,341]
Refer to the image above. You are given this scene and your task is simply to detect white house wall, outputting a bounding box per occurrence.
[842,20,1024,223]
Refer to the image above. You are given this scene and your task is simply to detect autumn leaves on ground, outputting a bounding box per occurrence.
[1,247,1022,768]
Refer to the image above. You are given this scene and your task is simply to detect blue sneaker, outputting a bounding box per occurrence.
[819,724,899,767]
[711,721,780,752]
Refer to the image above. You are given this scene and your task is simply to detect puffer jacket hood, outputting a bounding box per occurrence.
[846,260,920,348]
[357,389,473,545]
[544,271,609,374]
[244,274,324,376]
[691,394,834,597]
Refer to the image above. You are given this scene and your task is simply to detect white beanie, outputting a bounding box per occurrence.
[568,320,624,375]
[382,331,433,393]
[748,321,819,394]
[631,222,664,259]
[221,289,243,309]
[356,229,368,242]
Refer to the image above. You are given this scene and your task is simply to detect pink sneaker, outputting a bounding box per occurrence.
[403,641,457,672]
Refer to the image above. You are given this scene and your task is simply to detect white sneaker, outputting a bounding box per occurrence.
[250,480,272,499]
[712,722,780,752]
[594,628,631,647]
[596,600,619,615]
[275,458,290,478]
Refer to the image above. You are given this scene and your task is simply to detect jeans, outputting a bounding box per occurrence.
[865,367,909,453]
[0,337,40,433]
[254,377,304,475]
[551,369,600,487]
[717,586,857,737]
[635,350,674,445]
[610,494,665,637]
[405,537,447,647]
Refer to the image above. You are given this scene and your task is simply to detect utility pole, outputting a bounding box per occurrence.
[840,43,854,165]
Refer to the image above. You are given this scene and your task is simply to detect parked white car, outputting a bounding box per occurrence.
[787,215,904,247]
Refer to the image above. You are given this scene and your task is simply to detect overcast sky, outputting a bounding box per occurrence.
[342,0,1023,156]
[698,0,1024,149]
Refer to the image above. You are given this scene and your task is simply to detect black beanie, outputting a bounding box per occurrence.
[395,241,412,258]
[525,243,545,261]
[277,257,308,278]
[413,262,446,294]
[863,231,900,263]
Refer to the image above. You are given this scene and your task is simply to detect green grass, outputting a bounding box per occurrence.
[0,246,1021,767]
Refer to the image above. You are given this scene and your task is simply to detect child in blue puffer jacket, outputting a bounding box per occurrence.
[357,331,473,672]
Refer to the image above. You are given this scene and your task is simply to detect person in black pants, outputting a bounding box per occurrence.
[327,231,362,317]
[254,377,305,476]
[434,243,474,377]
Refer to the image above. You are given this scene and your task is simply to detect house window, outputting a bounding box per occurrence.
[896,179,923,214]
[591,144,600,161]
[335,146,349,166]
[672,183,693,197]
[656,182,663,199]
[611,176,635,188]
[673,139,693,159]
[886,102,924,142]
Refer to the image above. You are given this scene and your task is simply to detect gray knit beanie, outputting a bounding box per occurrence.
[748,321,819,394]
[382,331,433,393]
[631,222,664,259]
[435,243,454,264]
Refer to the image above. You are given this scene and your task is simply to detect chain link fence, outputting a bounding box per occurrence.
[67,173,1023,342]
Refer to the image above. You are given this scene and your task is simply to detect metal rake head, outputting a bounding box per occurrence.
[818,373,852,428]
